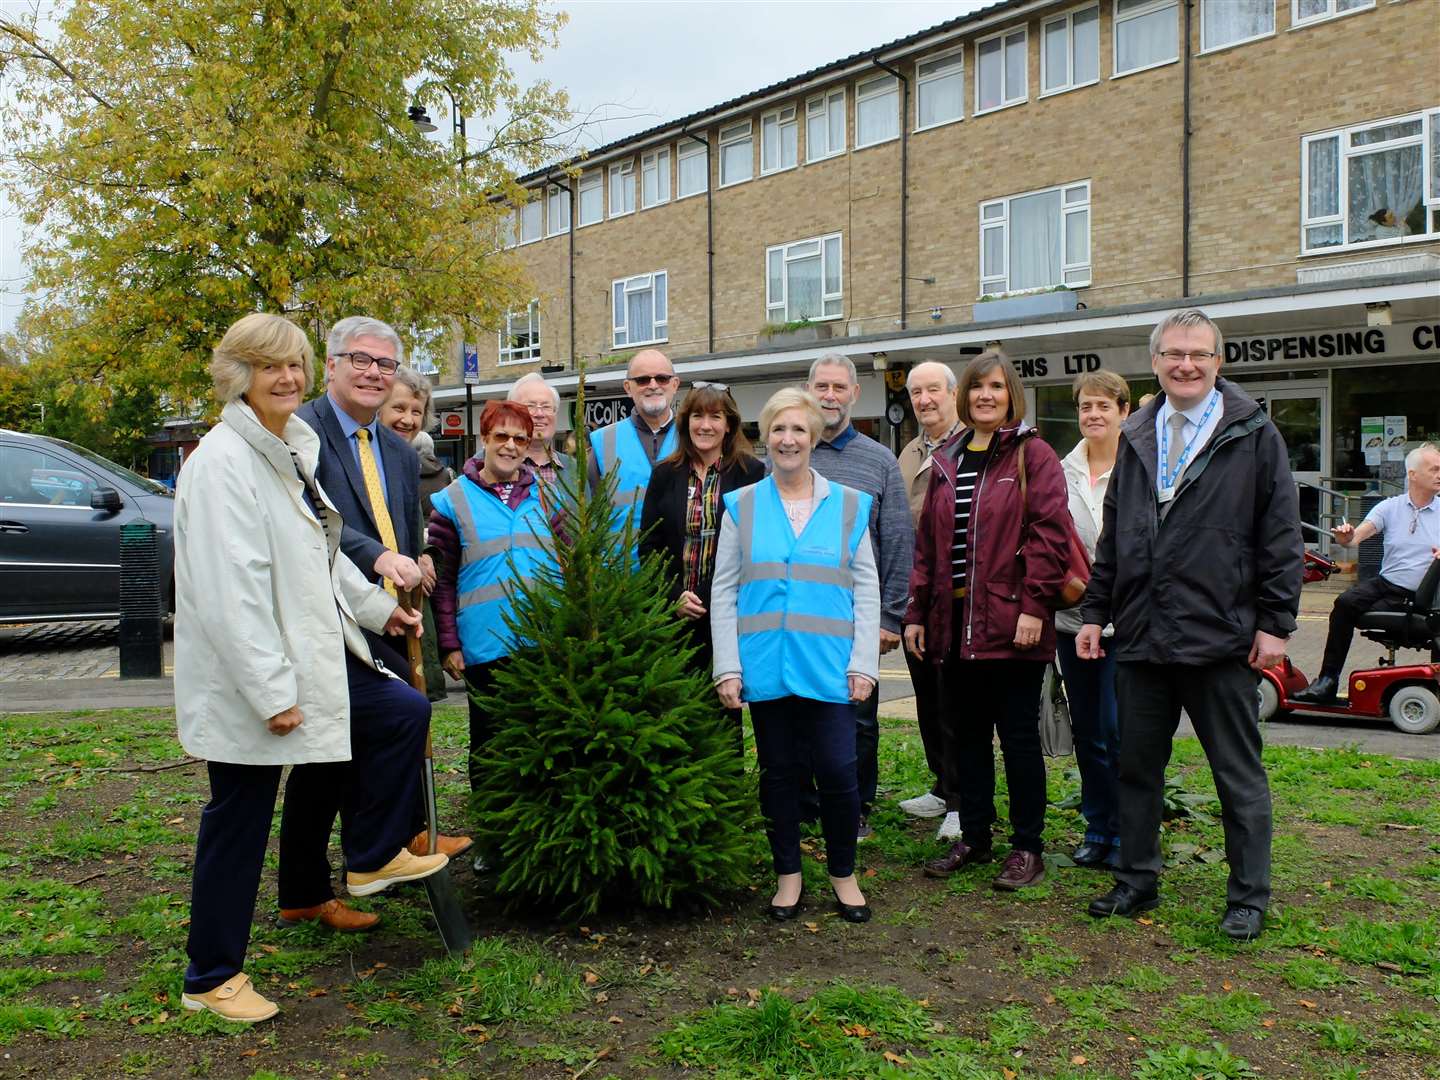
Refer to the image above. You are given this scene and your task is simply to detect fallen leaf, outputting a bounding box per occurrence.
[594,991,609,1004]
[259,944,279,954]
[638,963,653,976]
[917,998,930,1007]
[884,1051,908,1066]
[532,973,544,987]
[606,1015,624,1025]
[240,1049,259,1057]
[1070,1054,1087,1066]
[1376,961,1403,973]
[1137,917,1154,926]
[373,962,387,969]
[166,816,184,825]
[155,1010,168,1023]
[803,921,820,933]
[447,1002,463,1017]
[1222,980,1233,991]
[1262,1019,1276,1028]
[461,1024,487,1034]
[1002,1069,1017,1080]
[307,988,328,998]
[1299,999,1318,1009]
[584,971,600,985]
[1043,994,1056,1005]
[725,987,740,997]
[842,1023,875,1038]
[863,868,877,878]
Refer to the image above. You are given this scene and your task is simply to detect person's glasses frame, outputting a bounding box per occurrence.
[1156,350,1218,364]
[628,373,675,387]
[336,350,400,375]
[692,380,731,395]
[522,402,557,415]
[487,431,531,449]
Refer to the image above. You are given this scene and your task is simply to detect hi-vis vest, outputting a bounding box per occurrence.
[723,477,872,704]
[429,477,555,666]
[590,419,677,552]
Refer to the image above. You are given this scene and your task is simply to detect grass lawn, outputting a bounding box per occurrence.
[0,704,1437,1079]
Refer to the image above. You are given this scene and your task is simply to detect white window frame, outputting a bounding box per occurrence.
[914,47,965,131]
[718,120,754,188]
[677,138,709,200]
[641,147,670,209]
[546,185,570,236]
[514,199,541,246]
[1040,5,1100,97]
[1290,0,1375,28]
[1197,0,1275,53]
[608,160,635,218]
[805,88,846,162]
[577,171,603,228]
[854,73,900,149]
[978,180,1092,296]
[975,27,1028,115]
[765,233,844,324]
[760,105,799,175]
[612,271,668,349]
[1300,109,1440,256]
[1112,0,1179,78]
[498,299,542,366]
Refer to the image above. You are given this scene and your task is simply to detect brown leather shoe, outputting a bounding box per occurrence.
[277,898,380,932]
[992,849,1045,891]
[408,831,474,859]
[923,840,994,878]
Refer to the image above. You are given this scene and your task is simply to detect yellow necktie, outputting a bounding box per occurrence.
[355,427,399,596]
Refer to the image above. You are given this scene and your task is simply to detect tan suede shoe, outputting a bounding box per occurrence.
[346,848,448,897]
[277,898,380,932]
[407,831,474,859]
[180,973,278,1024]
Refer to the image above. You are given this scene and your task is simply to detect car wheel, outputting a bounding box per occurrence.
[1256,677,1281,723]
[1386,684,1440,735]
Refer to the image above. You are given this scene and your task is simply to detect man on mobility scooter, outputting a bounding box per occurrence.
[1266,442,1440,734]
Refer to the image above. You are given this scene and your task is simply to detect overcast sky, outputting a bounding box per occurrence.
[0,0,979,334]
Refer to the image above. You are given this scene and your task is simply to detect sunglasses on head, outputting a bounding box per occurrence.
[692,381,731,394]
[629,373,675,387]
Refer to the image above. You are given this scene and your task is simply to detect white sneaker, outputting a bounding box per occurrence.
[898,791,947,818]
[935,811,960,841]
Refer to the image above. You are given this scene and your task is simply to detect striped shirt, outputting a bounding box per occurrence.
[680,466,723,595]
[950,443,991,590]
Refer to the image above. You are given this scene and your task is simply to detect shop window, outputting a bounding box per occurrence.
[980,181,1091,295]
[916,49,964,129]
[577,172,603,227]
[766,234,843,323]
[1302,110,1440,253]
[760,106,798,174]
[1041,6,1099,95]
[641,147,670,208]
[1035,376,1158,457]
[1293,0,1373,27]
[719,121,753,187]
[1200,0,1273,51]
[1114,0,1178,76]
[977,28,1027,113]
[855,74,899,148]
[678,139,709,198]
[499,300,541,365]
[806,89,846,161]
[612,271,667,348]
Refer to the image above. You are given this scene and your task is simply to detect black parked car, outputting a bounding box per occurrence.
[0,429,175,622]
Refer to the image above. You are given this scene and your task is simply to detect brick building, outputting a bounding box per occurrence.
[434,0,1440,518]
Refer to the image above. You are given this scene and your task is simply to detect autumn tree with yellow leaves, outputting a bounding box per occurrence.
[0,0,569,463]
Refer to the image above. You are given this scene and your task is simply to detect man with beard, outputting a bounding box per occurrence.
[589,349,680,564]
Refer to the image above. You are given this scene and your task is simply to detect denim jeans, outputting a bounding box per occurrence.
[1055,632,1121,847]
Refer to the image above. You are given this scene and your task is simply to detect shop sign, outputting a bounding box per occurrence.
[583,397,633,428]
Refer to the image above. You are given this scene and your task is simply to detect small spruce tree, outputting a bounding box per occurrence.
[469,370,757,920]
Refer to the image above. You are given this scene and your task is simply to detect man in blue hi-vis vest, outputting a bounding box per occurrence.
[588,349,680,564]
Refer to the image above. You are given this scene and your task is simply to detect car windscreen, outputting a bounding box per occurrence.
[46,438,172,496]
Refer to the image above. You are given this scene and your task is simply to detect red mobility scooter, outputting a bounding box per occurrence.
[1258,549,1440,735]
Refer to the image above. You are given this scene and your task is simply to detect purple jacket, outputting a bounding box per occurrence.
[903,424,1072,663]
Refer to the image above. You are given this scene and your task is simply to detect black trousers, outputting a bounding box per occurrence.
[1113,659,1272,910]
[463,659,507,793]
[750,696,860,878]
[273,651,430,910]
[1321,575,1415,674]
[942,654,1048,853]
[186,655,429,993]
[904,648,952,804]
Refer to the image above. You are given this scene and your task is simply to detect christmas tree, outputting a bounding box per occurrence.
[469,369,757,920]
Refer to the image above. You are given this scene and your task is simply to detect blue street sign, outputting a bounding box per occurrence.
[462,344,480,385]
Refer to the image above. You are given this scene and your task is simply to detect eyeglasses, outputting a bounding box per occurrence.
[523,402,557,414]
[337,351,400,375]
[487,431,531,449]
[1157,350,1218,364]
[629,373,675,387]
[693,381,731,393]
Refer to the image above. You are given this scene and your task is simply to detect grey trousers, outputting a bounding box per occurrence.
[1113,659,1272,910]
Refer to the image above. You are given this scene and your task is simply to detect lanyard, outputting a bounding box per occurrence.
[1158,389,1220,492]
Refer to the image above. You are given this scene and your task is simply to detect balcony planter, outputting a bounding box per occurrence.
[540,363,566,373]
[971,288,1079,324]
[759,320,833,348]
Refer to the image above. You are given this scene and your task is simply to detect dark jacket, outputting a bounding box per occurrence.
[904,423,1071,663]
[295,393,421,581]
[639,455,766,607]
[416,446,453,521]
[1078,378,1303,665]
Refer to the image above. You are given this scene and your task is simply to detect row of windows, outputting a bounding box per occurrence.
[506,0,1382,245]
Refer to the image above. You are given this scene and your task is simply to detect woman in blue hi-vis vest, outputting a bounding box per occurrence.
[711,388,882,925]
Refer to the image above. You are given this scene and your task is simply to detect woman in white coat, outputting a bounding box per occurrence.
[1055,370,1130,870]
[174,314,447,1024]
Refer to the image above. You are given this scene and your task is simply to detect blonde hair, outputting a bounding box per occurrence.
[956,350,1026,428]
[210,313,315,404]
[759,388,826,447]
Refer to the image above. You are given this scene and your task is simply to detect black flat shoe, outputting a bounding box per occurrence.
[832,889,871,924]
[1071,842,1113,867]
[767,888,804,922]
[1219,904,1265,941]
[1088,882,1159,918]
[1291,674,1339,705]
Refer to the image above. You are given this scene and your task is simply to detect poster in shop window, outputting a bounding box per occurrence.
[1384,416,1408,462]
[1362,416,1384,466]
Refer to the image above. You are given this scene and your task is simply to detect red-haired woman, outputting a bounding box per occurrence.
[640,382,765,729]
[428,401,559,817]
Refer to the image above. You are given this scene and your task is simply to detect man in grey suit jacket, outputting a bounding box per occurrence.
[280,316,470,932]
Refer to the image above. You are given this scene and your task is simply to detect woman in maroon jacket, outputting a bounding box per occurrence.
[903,351,1072,891]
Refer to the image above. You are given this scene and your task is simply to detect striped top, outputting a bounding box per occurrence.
[950,442,992,590]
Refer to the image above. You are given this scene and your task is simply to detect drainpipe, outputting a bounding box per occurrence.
[1181,0,1193,298]
[872,58,910,330]
[553,175,577,369]
[683,129,716,352]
